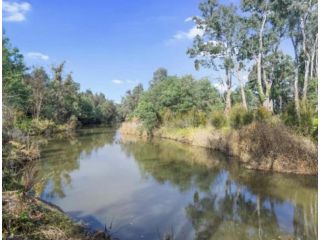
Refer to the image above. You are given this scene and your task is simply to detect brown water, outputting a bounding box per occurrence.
[34,127,317,240]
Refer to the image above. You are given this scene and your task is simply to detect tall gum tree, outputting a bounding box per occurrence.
[285,0,318,119]
[241,0,284,112]
[187,0,248,114]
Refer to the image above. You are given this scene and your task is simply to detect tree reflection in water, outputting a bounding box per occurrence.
[34,127,117,198]
[34,129,317,240]
[120,135,317,240]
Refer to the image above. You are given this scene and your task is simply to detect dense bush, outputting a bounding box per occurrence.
[229,105,254,129]
[131,70,222,133]
[210,110,226,129]
[282,104,317,140]
[160,108,207,128]
[134,100,159,134]
[254,106,272,122]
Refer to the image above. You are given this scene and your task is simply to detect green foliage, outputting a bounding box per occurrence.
[160,108,207,128]
[254,106,272,122]
[134,100,159,134]
[118,84,144,120]
[282,104,317,140]
[3,35,31,111]
[131,71,222,133]
[210,110,226,129]
[30,119,56,135]
[229,105,254,129]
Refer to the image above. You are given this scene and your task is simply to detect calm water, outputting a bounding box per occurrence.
[34,127,317,240]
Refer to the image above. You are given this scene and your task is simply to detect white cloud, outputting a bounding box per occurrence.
[3,1,31,22]
[213,82,227,93]
[112,79,138,85]
[184,17,193,22]
[112,79,124,84]
[174,26,204,40]
[26,52,49,61]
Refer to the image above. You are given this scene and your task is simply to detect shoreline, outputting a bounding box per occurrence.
[2,191,112,240]
[119,120,318,175]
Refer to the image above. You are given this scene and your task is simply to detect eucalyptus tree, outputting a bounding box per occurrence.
[187,0,248,114]
[298,0,318,103]
[285,0,318,119]
[240,0,288,112]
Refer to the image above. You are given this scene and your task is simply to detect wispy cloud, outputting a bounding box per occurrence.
[112,79,124,84]
[184,17,193,22]
[166,26,204,45]
[3,1,31,22]
[112,79,138,85]
[26,52,49,61]
[173,26,204,40]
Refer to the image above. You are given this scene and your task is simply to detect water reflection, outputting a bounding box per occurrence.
[34,128,317,240]
[34,127,116,198]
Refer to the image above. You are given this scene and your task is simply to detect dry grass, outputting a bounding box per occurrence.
[234,122,317,174]
[2,192,112,240]
[119,117,148,137]
[120,119,317,175]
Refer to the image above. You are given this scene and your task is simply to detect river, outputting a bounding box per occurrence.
[33,127,317,240]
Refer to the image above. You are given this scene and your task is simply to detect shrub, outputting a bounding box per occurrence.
[66,115,78,130]
[160,108,207,128]
[282,103,317,140]
[30,119,56,135]
[229,104,254,129]
[16,118,33,133]
[134,101,159,134]
[185,109,207,127]
[300,105,316,137]
[255,106,272,122]
[210,110,226,129]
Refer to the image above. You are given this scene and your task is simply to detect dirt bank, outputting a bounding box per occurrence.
[120,120,317,175]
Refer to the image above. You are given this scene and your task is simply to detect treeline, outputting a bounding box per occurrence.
[3,35,117,140]
[120,0,318,140]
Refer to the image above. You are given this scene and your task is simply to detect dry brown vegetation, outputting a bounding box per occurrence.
[2,192,112,240]
[120,120,317,175]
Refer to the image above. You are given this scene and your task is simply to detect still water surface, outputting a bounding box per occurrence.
[34,127,317,240]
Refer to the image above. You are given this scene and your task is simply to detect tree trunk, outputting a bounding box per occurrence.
[236,69,248,110]
[262,67,273,112]
[310,35,317,79]
[224,70,232,115]
[302,55,310,104]
[36,94,43,120]
[294,67,301,122]
[256,13,267,104]
[301,16,310,104]
[291,35,301,122]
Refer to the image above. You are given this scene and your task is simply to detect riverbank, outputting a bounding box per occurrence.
[2,126,115,240]
[119,119,317,175]
[3,191,112,240]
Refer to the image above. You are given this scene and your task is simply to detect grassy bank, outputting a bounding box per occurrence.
[2,124,113,240]
[120,120,317,175]
[3,191,112,240]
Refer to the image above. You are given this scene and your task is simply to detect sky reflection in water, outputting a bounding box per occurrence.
[35,127,317,240]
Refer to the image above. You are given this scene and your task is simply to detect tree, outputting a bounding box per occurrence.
[25,67,49,119]
[2,34,31,112]
[149,68,168,87]
[119,84,144,120]
[283,0,317,119]
[241,0,287,112]
[187,1,247,114]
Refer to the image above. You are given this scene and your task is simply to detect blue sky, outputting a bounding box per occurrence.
[3,0,292,103]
